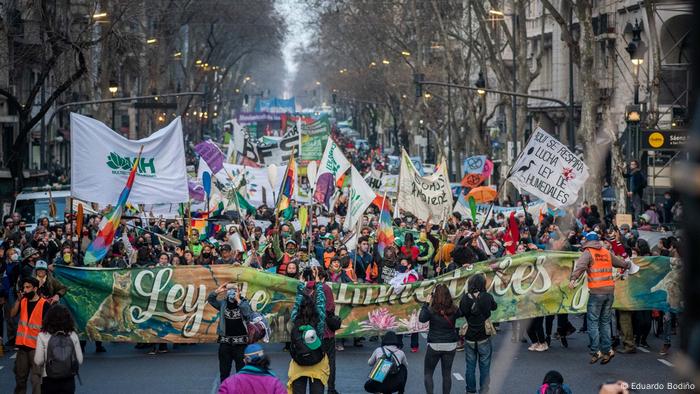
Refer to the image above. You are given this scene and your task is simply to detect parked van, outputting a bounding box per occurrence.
[13,186,71,231]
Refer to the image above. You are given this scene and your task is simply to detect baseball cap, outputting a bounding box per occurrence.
[35,260,49,271]
[299,325,321,350]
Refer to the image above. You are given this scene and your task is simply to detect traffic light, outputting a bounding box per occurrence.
[414,73,424,98]
[332,93,337,104]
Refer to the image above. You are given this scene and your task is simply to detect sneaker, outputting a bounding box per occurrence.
[335,344,344,352]
[528,343,538,351]
[411,346,419,353]
[640,341,650,349]
[590,351,603,364]
[601,350,615,364]
[158,349,168,354]
[535,343,549,352]
[147,349,157,355]
[660,344,671,356]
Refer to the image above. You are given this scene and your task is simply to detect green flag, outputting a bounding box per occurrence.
[236,191,256,215]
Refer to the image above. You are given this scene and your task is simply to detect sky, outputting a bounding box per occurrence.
[275,0,314,98]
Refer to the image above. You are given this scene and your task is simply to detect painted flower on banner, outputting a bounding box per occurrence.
[561,167,575,181]
[398,310,429,333]
[360,307,398,332]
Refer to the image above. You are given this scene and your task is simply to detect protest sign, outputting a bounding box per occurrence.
[70,113,188,205]
[299,117,331,163]
[508,128,589,207]
[397,150,453,224]
[365,171,399,194]
[463,155,487,174]
[453,200,547,225]
[616,214,633,228]
[55,252,678,343]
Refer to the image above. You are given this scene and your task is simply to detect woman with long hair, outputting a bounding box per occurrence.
[459,273,497,394]
[34,304,83,394]
[419,283,461,394]
[287,269,329,394]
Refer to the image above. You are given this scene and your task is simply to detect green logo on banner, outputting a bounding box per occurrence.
[106,152,156,177]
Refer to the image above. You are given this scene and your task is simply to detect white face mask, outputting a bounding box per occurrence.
[490,246,499,254]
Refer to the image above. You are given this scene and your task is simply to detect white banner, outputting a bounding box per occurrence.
[345,166,375,231]
[197,159,286,208]
[70,113,188,204]
[508,127,589,208]
[364,170,398,194]
[397,150,453,224]
[453,200,547,225]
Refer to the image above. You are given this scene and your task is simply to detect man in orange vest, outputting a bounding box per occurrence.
[569,232,631,365]
[10,277,48,394]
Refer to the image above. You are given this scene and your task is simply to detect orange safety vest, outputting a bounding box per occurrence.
[16,297,46,349]
[587,248,615,289]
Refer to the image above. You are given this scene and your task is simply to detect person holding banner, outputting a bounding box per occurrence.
[569,232,631,365]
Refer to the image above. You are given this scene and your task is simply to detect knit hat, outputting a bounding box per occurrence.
[243,343,265,362]
[585,232,600,241]
[381,331,402,347]
[35,260,49,271]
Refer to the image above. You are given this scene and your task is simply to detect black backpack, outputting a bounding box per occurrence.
[289,322,324,366]
[46,332,79,379]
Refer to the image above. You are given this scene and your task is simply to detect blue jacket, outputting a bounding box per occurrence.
[207,291,253,337]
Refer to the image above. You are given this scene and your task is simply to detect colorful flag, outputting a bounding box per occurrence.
[276,150,296,217]
[314,137,351,208]
[84,148,143,265]
[376,194,395,258]
[194,139,225,174]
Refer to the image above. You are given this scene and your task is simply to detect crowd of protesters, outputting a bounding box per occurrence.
[0,130,681,394]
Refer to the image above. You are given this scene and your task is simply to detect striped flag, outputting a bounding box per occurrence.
[84,147,143,265]
[376,193,395,258]
[276,149,296,218]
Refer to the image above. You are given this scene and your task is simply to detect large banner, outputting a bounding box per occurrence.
[299,117,331,163]
[197,159,286,208]
[70,113,189,204]
[508,128,589,207]
[254,97,296,113]
[54,252,679,343]
[397,150,453,224]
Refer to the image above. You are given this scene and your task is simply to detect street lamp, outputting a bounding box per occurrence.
[625,20,647,104]
[475,72,486,96]
[108,80,119,130]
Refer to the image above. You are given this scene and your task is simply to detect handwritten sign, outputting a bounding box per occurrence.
[508,128,589,207]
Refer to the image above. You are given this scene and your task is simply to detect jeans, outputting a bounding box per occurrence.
[631,193,643,219]
[3,291,18,344]
[291,377,324,394]
[465,338,492,394]
[527,317,546,344]
[218,343,245,382]
[424,346,455,394]
[587,293,614,354]
[322,337,337,392]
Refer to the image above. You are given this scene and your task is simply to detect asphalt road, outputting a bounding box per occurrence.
[0,316,688,394]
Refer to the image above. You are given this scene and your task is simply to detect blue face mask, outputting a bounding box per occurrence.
[226,289,237,302]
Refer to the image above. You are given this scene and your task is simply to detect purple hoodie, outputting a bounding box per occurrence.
[218,366,286,394]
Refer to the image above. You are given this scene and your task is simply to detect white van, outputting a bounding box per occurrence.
[13,186,71,231]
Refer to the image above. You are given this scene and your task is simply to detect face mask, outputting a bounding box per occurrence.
[490,246,499,254]
[397,265,408,273]
[24,291,35,299]
[10,254,19,262]
[325,247,334,253]
[63,253,72,263]
[496,219,504,225]
[226,289,237,302]
[202,253,211,259]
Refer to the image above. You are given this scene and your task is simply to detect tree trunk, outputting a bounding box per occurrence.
[9,114,30,194]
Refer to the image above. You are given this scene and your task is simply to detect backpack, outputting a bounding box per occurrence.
[289,322,324,366]
[368,347,400,383]
[539,382,566,394]
[46,332,79,379]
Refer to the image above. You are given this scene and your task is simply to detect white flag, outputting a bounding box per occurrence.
[396,149,453,224]
[70,113,188,204]
[313,137,351,208]
[508,127,589,207]
[344,166,375,231]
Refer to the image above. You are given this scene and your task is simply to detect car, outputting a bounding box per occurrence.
[13,186,71,231]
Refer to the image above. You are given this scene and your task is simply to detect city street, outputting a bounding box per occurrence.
[0,317,683,393]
